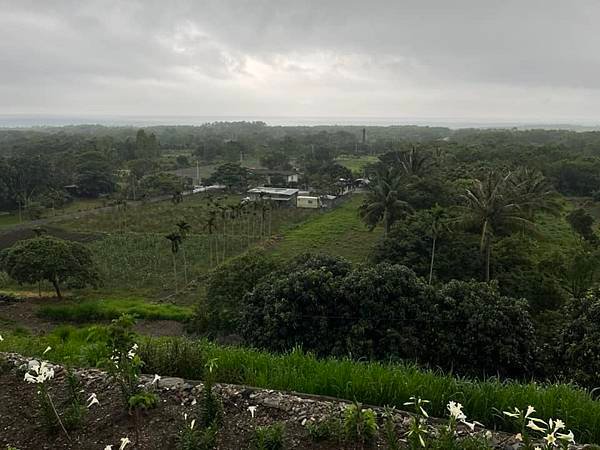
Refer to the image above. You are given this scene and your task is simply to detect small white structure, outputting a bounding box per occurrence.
[247,187,299,207]
[297,196,321,209]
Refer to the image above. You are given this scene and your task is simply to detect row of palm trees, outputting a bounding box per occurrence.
[163,197,277,294]
[360,166,560,282]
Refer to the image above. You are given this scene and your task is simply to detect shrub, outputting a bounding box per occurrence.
[240,259,350,355]
[433,280,536,376]
[62,369,87,430]
[241,257,536,376]
[249,423,285,450]
[177,421,217,450]
[338,264,436,361]
[381,406,400,450]
[560,294,600,386]
[343,402,377,447]
[198,359,223,429]
[306,408,343,444]
[194,250,276,336]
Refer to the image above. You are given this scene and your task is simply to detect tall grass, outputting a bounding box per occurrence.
[3,328,600,443]
[37,298,193,322]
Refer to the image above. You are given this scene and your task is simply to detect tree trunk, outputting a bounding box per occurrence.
[485,241,491,282]
[51,277,62,299]
[182,247,188,285]
[172,253,178,294]
[384,214,390,236]
[429,236,437,285]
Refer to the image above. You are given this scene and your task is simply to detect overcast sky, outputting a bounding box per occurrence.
[2,0,600,123]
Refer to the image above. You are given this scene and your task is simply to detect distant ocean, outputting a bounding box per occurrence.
[0,115,598,130]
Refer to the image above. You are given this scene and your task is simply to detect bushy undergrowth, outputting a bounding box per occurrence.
[4,328,600,444]
[37,298,193,322]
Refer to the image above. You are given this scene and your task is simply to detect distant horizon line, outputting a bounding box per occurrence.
[1,114,599,130]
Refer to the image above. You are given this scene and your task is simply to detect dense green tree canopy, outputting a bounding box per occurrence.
[239,256,535,377]
[0,237,100,298]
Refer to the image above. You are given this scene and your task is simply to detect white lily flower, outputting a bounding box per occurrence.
[43,346,52,355]
[557,430,575,443]
[190,419,196,430]
[126,343,138,359]
[0,334,4,341]
[152,374,161,385]
[248,405,258,418]
[104,446,113,450]
[544,433,557,445]
[525,405,535,418]
[527,420,546,432]
[447,401,466,421]
[462,420,483,431]
[24,372,37,383]
[553,418,565,431]
[87,393,99,408]
[191,398,197,406]
[24,360,54,383]
[119,437,131,450]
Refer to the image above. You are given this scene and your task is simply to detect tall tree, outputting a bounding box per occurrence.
[165,232,182,294]
[510,168,561,220]
[176,220,192,284]
[457,171,538,282]
[398,146,433,177]
[359,167,412,235]
[427,205,448,284]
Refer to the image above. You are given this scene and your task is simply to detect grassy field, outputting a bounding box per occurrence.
[0,199,107,230]
[268,194,380,263]
[3,327,600,444]
[335,155,379,173]
[0,213,20,229]
[37,297,193,322]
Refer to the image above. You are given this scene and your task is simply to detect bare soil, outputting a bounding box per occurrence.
[0,355,390,449]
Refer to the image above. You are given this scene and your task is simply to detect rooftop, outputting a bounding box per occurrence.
[248,187,299,196]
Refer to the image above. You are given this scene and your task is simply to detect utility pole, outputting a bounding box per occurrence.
[196,159,200,186]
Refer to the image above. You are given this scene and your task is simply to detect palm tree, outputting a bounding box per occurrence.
[175,220,191,284]
[165,232,182,293]
[427,205,448,285]
[359,167,412,235]
[510,168,561,220]
[397,146,432,177]
[457,171,537,282]
[205,210,217,266]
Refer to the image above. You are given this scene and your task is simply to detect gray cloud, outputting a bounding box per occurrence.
[1,0,599,122]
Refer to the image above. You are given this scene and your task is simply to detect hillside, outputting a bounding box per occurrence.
[268,195,381,263]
